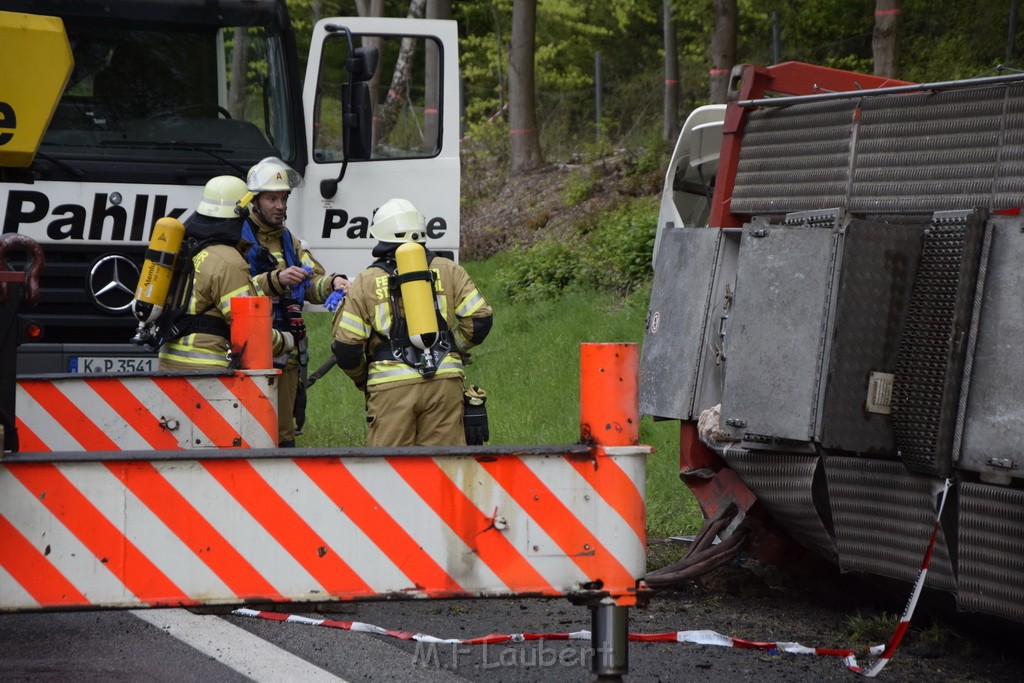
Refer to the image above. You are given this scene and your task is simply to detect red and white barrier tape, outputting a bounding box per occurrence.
[232,478,953,677]
[231,608,884,663]
[849,477,953,677]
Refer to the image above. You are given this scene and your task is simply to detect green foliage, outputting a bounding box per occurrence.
[562,170,599,207]
[462,116,511,165]
[495,240,595,301]
[280,0,1024,169]
[455,0,668,160]
[628,128,668,177]
[495,195,657,301]
[586,197,659,294]
[899,0,1014,81]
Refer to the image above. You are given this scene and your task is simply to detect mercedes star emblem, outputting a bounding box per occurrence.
[89,254,139,313]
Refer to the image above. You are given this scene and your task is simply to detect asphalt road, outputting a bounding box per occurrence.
[3,575,1022,683]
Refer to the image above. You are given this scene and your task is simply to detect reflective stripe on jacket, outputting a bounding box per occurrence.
[246,215,334,368]
[333,254,492,391]
[158,244,256,368]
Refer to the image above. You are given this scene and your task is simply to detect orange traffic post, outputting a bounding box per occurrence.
[579,342,641,678]
[579,342,639,446]
[231,296,273,370]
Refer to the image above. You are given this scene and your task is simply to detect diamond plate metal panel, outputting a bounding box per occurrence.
[959,218,1024,480]
[640,227,723,420]
[958,482,1024,622]
[721,221,838,441]
[819,219,924,453]
[722,450,836,563]
[892,210,986,476]
[824,456,955,591]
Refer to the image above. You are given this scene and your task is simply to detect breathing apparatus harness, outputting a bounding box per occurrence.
[241,219,308,317]
[241,220,309,350]
[131,234,234,351]
[373,247,489,444]
[370,251,453,378]
[132,177,256,352]
[161,237,232,340]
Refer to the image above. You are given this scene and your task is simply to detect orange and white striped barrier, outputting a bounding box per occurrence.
[1,342,649,678]
[0,445,646,611]
[14,370,279,452]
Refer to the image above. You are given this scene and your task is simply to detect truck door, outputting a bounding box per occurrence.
[300,18,461,279]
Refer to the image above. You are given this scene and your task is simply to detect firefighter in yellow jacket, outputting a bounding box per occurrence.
[242,157,349,446]
[158,176,295,371]
[331,198,493,446]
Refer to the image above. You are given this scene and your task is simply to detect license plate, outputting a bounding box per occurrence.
[70,356,156,374]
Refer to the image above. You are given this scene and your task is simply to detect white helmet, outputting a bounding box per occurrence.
[196,175,250,218]
[246,156,300,193]
[371,198,426,243]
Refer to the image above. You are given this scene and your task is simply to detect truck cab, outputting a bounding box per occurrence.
[651,104,724,267]
[0,0,460,374]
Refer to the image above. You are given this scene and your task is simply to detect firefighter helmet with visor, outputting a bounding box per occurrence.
[246,157,301,194]
[370,198,427,243]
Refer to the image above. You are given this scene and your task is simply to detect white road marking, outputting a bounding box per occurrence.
[131,608,346,682]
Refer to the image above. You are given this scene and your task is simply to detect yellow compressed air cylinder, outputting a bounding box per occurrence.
[395,241,438,350]
[132,216,185,323]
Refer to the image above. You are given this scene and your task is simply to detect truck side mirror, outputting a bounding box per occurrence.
[348,46,378,83]
[321,32,379,198]
[342,82,372,160]
[342,46,377,161]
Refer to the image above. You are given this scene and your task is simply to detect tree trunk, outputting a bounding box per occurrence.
[376,0,426,142]
[709,0,737,104]
[873,0,901,78]
[354,0,385,147]
[425,0,452,146]
[427,0,451,18]
[354,0,384,17]
[509,0,543,173]
[663,0,680,144]
[228,28,250,118]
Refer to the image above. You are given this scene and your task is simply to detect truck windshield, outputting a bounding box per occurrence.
[40,20,292,174]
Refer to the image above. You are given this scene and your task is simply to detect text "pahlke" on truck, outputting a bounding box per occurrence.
[642,61,1024,628]
[0,0,460,376]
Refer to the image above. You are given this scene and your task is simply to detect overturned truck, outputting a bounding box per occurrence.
[641,62,1024,625]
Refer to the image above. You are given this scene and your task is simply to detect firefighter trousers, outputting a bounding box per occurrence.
[365,376,465,447]
[278,362,298,444]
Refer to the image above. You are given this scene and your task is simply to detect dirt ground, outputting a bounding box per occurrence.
[640,540,1024,682]
[459,155,661,262]
[455,160,1024,681]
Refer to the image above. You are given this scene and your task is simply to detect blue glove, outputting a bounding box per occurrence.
[324,288,346,312]
[290,265,315,303]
